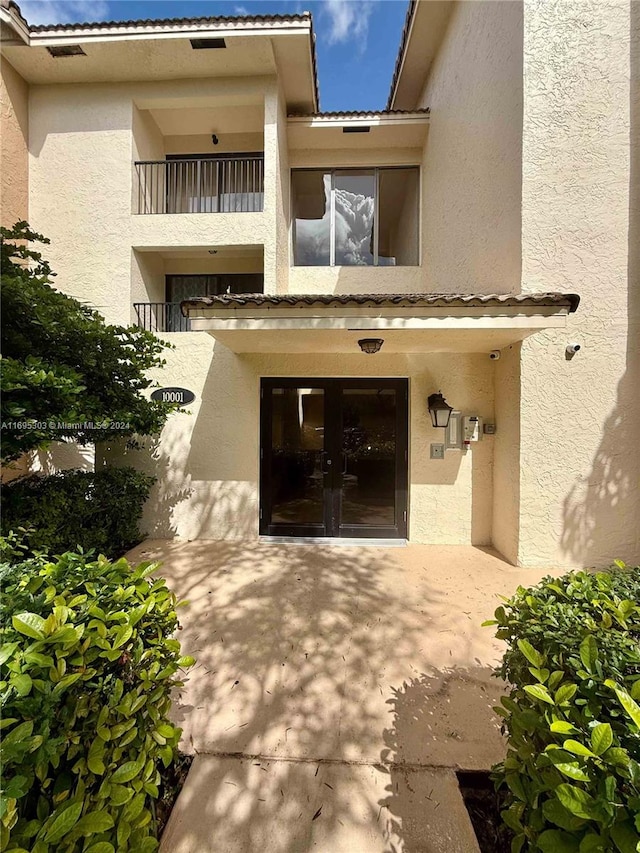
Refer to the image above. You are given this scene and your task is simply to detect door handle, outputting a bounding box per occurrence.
[341,453,348,475]
[320,451,332,474]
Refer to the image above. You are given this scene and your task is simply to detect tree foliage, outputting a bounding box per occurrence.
[1,222,173,461]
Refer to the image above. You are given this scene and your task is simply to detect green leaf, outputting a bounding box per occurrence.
[42,801,83,843]
[579,636,598,673]
[111,759,144,784]
[563,739,594,758]
[542,799,586,831]
[3,720,34,744]
[556,784,598,820]
[12,612,46,639]
[84,844,116,853]
[612,686,640,729]
[0,642,19,665]
[12,673,32,696]
[73,811,114,835]
[610,821,640,853]
[524,684,554,705]
[178,655,195,668]
[551,721,580,735]
[88,739,106,775]
[518,639,544,667]
[556,683,578,704]
[555,763,591,782]
[538,829,580,853]
[590,723,613,756]
[579,835,606,852]
[109,785,133,806]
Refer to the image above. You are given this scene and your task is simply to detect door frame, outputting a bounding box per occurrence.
[259,377,409,539]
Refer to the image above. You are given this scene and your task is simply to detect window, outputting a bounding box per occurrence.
[292,167,419,267]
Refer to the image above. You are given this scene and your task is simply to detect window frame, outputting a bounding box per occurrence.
[291,165,420,268]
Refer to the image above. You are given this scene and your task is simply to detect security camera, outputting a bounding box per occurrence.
[566,343,581,356]
[489,350,501,360]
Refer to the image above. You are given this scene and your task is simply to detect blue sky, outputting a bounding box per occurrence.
[19,0,409,111]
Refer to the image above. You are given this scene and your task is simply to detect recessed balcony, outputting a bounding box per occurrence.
[134,154,264,215]
[132,245,264,332]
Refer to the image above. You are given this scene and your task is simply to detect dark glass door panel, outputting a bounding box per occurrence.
[340,389,397,527]
[260,379,408,539]
[269,387,325,527]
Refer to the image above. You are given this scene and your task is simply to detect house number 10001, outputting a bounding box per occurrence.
[150,387,196,405]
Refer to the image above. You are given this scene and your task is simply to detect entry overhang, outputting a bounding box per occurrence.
[180,292,580,353]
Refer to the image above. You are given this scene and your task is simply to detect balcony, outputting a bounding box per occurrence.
[133,268,265,332]
[134,154,264,215]
[134,302,191,332]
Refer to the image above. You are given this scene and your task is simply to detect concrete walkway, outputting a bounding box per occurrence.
[125,540,556,852]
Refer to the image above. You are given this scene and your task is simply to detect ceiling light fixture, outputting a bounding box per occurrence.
[358,338,384,354]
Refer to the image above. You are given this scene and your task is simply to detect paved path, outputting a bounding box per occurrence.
[125,540,555,852]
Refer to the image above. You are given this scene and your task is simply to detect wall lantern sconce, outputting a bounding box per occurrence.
[358,338,384,354]
[428,392,453,428]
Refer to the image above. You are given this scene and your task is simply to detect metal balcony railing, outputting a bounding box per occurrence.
[134,155,265,214]
[134,303,191,333]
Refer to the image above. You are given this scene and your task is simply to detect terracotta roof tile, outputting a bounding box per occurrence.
[288,108,430,119]
[28,11,313,33]
[181,292,580,315]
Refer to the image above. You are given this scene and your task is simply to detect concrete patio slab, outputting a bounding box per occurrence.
[124,539,558,851]
[159,755,481,853]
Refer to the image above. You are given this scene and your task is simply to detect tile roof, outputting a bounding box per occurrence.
[288,109,430,119]
[387,0,417,110]
[181,292,580,315]
[28,11,313,33]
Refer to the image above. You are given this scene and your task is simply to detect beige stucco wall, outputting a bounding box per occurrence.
[516,0,640,568]
[103,339,494,545]
[1,56,28,226]
[491,343,521,564]
[28,76,277,326]
[417,0,523,293]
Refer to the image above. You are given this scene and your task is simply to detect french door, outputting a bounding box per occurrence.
[260,378,408,539]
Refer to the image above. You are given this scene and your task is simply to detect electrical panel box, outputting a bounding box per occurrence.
[445,411,462,450]
[463,415,483,445]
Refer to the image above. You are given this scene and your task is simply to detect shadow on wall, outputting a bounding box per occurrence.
[561,10,640,568]
[141,540,494,852]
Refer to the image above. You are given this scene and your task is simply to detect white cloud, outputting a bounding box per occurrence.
[322,0,376,49]
[234,5,250,14]
[20,0,110,26]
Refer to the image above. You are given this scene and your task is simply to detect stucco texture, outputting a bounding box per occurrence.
[416,0,523,294]
[1,57,28,227]
[517,0,640,567]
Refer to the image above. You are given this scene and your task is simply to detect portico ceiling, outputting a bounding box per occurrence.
[180,292,580,354]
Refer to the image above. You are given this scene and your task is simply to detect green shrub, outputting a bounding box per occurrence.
[1,467,155,558]
[485,564,640,853]
[0,547,194,852]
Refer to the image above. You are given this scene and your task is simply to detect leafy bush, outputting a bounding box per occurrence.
[1,467,155,558]
[0,546,194,852]
[486,564,640,853]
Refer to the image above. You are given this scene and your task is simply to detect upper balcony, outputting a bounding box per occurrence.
[134,153,264,215]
